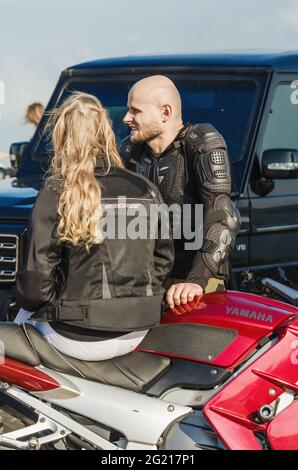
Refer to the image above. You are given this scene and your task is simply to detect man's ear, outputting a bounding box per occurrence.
[161,104,172,122]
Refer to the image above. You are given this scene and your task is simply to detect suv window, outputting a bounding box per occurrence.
[257,81,298,196]
[178,79,256,163]
[57,78,257,162]
[261,82,298,151]
[30,76,259,191]
[59,80,132,144]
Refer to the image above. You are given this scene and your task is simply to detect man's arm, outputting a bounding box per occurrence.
[185,123,241,289]
[166,124,240,308]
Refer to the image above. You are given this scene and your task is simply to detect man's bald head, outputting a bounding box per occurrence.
[123,75,183,146]
[129,76,182,120]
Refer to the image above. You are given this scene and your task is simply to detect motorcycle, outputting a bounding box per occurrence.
[0,284,298,450]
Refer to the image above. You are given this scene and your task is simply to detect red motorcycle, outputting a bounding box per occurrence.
[0,288,297,450]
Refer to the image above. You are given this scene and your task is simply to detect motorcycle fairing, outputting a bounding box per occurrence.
[267,400,298,450]
[203,317,298,450]
[158,291,297,368]
[5,370,192,448]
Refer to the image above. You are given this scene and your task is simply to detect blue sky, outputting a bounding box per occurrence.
[1,0,298,151]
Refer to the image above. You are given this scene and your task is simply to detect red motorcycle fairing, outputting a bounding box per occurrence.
[0,357,60,392]
[156,291,298,368]
[267,400,298,450]
[203,317,298,450]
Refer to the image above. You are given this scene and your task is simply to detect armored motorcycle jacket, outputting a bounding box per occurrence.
[119,124,241,289]
[16,162,174,332]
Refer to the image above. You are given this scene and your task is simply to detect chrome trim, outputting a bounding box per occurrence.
[254,224,298,233]
[0,234,18,282]
[0,270,16,276]
[233,260,298,272]
[268,162,298,170]
[0,243,17,249]
[0,256,16,263]
[237,223,298,235]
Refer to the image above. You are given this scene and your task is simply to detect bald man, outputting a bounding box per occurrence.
[120,76,240,309]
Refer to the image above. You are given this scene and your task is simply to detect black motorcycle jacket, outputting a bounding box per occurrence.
[16,162,174,332]
[119,124,241,289]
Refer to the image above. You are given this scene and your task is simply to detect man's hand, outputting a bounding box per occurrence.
[171,295,205,315]
[166,282,203,309]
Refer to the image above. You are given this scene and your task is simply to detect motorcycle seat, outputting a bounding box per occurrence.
[0,322,170,392]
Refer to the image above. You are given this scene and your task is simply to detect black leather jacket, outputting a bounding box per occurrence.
[119,124,241,289]
[16,162,174,332]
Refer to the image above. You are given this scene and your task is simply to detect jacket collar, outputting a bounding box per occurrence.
[94,155,117,175]
[145,125,188,159]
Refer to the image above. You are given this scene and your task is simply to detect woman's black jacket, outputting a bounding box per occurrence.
[16,163,174,332]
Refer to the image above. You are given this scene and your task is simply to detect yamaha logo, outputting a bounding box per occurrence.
[226,306,273,323]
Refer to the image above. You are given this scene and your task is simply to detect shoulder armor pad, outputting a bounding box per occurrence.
[188,123,231,194]
[186,123,227,153]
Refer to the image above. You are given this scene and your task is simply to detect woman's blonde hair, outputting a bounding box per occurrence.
[48,91,123,249]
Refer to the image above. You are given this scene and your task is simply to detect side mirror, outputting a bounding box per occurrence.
[9,141,30,170]
[262,149,298,179]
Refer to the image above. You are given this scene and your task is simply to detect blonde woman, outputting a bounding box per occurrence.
[15,92,174,361]
[25,102,44,128]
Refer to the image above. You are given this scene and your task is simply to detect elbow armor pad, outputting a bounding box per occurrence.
[203,194,241,275]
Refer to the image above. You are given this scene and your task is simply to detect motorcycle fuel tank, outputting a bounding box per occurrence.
[148,291,298,369]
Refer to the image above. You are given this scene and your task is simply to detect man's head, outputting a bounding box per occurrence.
[123,75,182,144]
[25,102,44,128]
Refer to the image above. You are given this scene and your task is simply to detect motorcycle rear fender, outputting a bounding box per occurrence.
[31,368,192,447]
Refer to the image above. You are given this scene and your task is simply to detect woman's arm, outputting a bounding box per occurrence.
[16,185,62,311]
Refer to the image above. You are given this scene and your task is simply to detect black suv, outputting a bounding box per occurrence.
[2,51,298,315]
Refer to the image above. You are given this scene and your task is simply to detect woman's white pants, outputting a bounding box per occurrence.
[14,308,148,362]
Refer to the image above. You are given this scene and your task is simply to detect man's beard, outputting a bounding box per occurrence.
[130,124,162,143]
